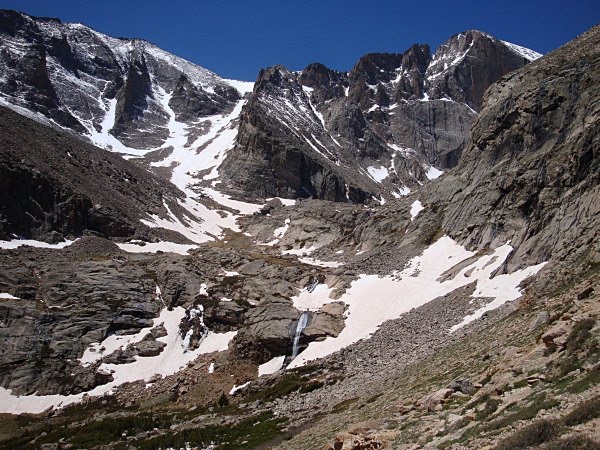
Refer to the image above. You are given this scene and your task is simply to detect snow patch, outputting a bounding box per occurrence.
[0,298,237,414]
[0,238,78,250]
[292,284,336,311]
[258,356,286,376]
[367,165,389,183]
[117,241,196,255]
[410,200,424,220]
[229,381,251,395]
[288,237,546,368]
[426,166,444,180]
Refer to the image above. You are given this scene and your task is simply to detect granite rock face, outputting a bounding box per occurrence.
[0,10,244,150]
[220,30,539,202]
[430,25,600,272]
[0,241,161,395]
[0,106,186,242]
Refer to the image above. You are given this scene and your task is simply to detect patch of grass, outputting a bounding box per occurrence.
[217,392,229,407]
[550,374,576,392]
[475,398,502,421]
[512,379,529,389]
[482,398,560,432]
[331,397,359,414]
[289,364,320,376]
[299,381,324,394]
[235,298,251,307]
[544,435,600,450]
[566,318,595,355]
[480,372,494,386]
[137,412,288,450]
[549,262,600,298]
[365,393,383,404]
[556,355,583,378]
[248,373,325,402]
[494,419,560,450]
[567,367,600,394]
[463,393,491,412]
[14,413,175,449]
[563,396,600,426]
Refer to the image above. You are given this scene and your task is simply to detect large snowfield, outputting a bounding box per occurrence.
[288,236,546,368]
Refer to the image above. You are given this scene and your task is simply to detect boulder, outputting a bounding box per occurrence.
[447,379,478,395]
[420,388,454,411]
[542,323,569,350]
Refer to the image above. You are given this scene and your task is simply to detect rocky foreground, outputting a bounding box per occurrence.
[0,14,598,450]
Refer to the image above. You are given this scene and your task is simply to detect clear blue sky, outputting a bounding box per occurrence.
[1,0,598,81]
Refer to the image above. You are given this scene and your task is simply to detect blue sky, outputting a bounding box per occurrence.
[1,0,598,81]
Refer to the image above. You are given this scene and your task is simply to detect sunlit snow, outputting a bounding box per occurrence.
[410,200,424,220]
[288,236,546,368]
[258,356,286,377]
[0,238,78,250]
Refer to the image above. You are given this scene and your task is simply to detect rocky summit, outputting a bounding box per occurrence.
[0,9,598,450]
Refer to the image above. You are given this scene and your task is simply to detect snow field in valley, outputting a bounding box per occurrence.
[288,236,546,368]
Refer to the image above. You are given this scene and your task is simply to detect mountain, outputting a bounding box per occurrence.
[0,9,598,450]
[0,10,539,208]
[219,30,541,202]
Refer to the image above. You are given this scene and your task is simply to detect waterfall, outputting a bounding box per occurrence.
[291,311,309,359]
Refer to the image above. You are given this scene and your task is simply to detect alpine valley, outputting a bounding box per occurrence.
[0,9,598,450]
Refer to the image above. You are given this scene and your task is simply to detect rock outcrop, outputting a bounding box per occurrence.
[0,106,186,242]
[430,25,600,273]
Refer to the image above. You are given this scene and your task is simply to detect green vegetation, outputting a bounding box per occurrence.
[299,380,324,394]
[544,435,600,450]
[495,419,560,450]
[217,392,229,407]
[566,318,595,355]
[137,412,287,450]
[475,397,502,421]
[511,379,529,389]
[247,372,324,403]
[2,412,174,450]
[482,397,559,432]
[563,396,600,426]
[566,366,600,394]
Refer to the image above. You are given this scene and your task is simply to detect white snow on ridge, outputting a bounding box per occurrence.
[501,40,543,61]
[0,293,19,300]
[410,200,424,220]
[288,236,546,368]
[224,79,255,95]
[0,238,78,250]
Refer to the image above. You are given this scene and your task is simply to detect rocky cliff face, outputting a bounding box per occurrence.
[220,30,540,202]
[430,25,600,273]
[0,10,243,150]
[0,106,188,242]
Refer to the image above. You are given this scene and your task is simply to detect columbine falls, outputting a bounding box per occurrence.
[291,311,309,359]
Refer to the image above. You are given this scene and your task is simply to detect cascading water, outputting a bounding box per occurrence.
[291,311,309,359]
